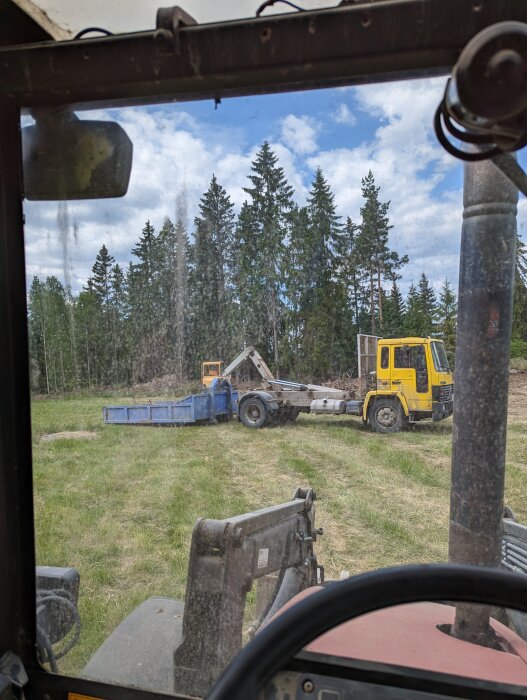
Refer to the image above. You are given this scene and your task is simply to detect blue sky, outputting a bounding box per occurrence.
[23,76,527,298]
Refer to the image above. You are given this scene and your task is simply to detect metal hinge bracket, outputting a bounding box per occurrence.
[154,6,197,55]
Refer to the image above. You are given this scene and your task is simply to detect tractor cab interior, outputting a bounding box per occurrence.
[3,1,527,700]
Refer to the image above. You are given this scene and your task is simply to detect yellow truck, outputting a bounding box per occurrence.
[214,338,453,432]
[201,361,224,387]
[350,334,454,432]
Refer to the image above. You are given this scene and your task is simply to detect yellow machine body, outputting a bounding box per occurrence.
[361,337,454,423]
[201,361,224,387]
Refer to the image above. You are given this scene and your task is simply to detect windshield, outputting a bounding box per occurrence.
[22,79,527,697]
[431,341,450,372]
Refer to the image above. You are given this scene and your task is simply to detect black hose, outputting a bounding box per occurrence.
[36,588,81,671]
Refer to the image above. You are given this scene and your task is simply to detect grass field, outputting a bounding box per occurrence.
[32,396,527,675]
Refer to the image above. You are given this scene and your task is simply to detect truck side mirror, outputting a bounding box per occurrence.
[22,110,133,200]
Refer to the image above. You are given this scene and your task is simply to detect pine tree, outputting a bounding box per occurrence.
[356,171,408,334]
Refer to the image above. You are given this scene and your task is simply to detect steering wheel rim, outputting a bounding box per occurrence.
[206,563,527,699]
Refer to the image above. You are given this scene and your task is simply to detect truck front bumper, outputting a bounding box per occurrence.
[432,399,453,421]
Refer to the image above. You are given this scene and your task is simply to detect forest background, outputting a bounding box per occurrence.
[27,143,527,393]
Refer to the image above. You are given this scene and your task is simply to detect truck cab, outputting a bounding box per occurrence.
[201,361,224,388]
[359,336,454,432]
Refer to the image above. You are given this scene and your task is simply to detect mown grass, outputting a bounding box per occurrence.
[31,397,527,674]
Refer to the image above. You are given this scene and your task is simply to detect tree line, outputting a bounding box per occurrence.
[27,141,527,393]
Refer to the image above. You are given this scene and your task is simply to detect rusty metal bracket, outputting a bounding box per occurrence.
[154,6,197,55]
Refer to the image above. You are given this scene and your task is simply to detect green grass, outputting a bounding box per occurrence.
[31,398,527,674]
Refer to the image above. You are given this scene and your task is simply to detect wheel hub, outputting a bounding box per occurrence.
[247,404,262,423]
[376,405,397,428]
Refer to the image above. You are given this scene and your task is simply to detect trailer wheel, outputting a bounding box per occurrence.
[239,397,268,428]
[370,398,404,433]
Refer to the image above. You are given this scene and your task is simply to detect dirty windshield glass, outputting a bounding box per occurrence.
[23,78,527,697]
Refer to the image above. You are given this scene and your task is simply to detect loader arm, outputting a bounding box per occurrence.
[222,346,275,383]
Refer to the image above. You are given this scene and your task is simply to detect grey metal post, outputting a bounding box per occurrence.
[449,158,518,644]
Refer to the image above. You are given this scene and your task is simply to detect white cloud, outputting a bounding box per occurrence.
[280,114,319,155]
[332,104,357,126]
[23,80,467,293]
[309,78,463,285]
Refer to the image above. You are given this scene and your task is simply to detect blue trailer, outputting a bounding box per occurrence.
[103,379,238,426]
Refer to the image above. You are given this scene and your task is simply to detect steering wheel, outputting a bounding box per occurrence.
[206,563,527,699]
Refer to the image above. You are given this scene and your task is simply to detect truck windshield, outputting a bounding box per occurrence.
[431,341,450,372]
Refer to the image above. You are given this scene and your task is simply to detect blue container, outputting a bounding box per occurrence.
[103,379,238,426]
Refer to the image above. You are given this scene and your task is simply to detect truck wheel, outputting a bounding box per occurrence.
[239,397,268,428]
[370,399,404,433]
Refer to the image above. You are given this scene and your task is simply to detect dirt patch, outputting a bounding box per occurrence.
[509,369,527,420]
[41,431,98,442]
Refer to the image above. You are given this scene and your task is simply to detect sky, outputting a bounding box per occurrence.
[23,75,527,297]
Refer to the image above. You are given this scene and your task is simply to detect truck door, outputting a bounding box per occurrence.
[392,344,430,412]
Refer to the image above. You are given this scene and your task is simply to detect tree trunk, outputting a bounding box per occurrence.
[370,270,376,335]
[377,267,383,329]
[271,288,280,378]
[41,313,50,395]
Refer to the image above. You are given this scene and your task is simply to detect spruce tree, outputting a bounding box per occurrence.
[128,221,162,381]
[109,263,129,384]
[157,217,178,373]
[189,175,236,372]
[403,283,421,336]
[233,201,266,351]
[75,287,99,388]
[512,232,527,346]
[240,141,294,374]
[302,168,345,378]
[85,245,117,385]
[383,280,405,336]
[417,272,439,336]
[281,204,310,376]
[356,171,408,334]
[173,217,189,381]
[90,244,115,306]
[338,216,368,333]
[28,276,49,393]
[437,277,457,366]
